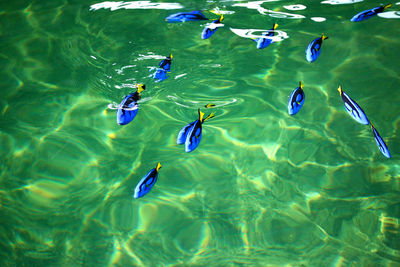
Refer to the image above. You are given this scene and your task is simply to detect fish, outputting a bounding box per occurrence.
[117,84,145,125]
[305,34,328,63]
[153,68,168,82]
[204,103,215,108]
[370,124,391,158]
[351,4,392,22]
[166,11,208,22]
[288,81,305,115]
[133,163,162,199]
[201,15,224,39]
[159,54,172,71]
[177,109,214,152]
[253,23,278,49]
[337,85,369,125]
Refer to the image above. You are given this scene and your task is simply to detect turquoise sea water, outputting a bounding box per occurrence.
[1,0,400,266]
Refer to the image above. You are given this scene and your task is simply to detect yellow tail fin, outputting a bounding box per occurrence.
[322,33,328,41]
[137,84,146,93]
[299,81,304,89]
[198,109,205,122]
[156,162,162,172]
[384,3,392,9]
[337,85,343,94]
[203,113,215,122]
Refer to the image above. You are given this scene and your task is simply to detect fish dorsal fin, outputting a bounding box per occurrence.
[198,108,205,122]
[156,162,162,172]
[337,85,343,94]
[203,113,215,122]
[299,81,304,89]
[322,33,328,41]
[137,84,146,93]
[273,23,278,30]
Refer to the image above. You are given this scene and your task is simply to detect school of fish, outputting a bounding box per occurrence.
[110,4,393,198]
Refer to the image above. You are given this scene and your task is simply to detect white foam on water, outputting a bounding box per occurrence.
[311,17,326,22]
[230,28,289,42]
[107,103,139,110]
[378,11,400,18]
[233,1,305,19]
[283,4,306,10]
[321,0,363,5]
[211,7,235,14]
[174,73,187,79]
[90,1,183,11]
[204,22,225,30]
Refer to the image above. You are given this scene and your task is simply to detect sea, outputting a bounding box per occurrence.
[1,0,400,266]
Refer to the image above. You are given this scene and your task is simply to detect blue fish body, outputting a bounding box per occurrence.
[177,121,196,144]
[177,109,214,153]
[159,57,172,71]
[166,11,208,22]
[117,93,139,125]
[185,120,202,153]
[256,23,277,49]
[371,125,391,158]
[338,86,369,125]
[351,5,389,22]
[306,35,327,62]
[153,68,168,82]
[201,17,223,39]
[288,83,305,115]
[256,37,273,49]
[133,163,161,199]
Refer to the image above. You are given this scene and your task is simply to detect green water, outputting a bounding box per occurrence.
[1,0,400,266]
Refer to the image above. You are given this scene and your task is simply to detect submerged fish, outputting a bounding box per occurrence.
[159,54,173,71]
[153,54,173,82]
[305,34,328,63]
[351,4,392,22]
[337,85,369,125]
[153,68,168,82]
[201,15,224,39]
[253,23,278,49]
[371,124,391,158]
[288,81,305,115]
[133,163,162,199]
[177,109,214,153]
[205,103,215,108]
[117,84,146,125]
[166,11,208,22]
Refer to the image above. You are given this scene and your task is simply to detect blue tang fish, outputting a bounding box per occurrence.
[351,4,391,22]
[337,85,369,125]
[117,84,145,125]
[288,81,305,115]
[153,54,172,82]
[166,11,208,22]
[133,163,162,199]
[253,23,278,49]
[305,34,328,63]
[177,109,214,153]
[159,54,173,71]
[371,124,391,158]
[201,15,223,39]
